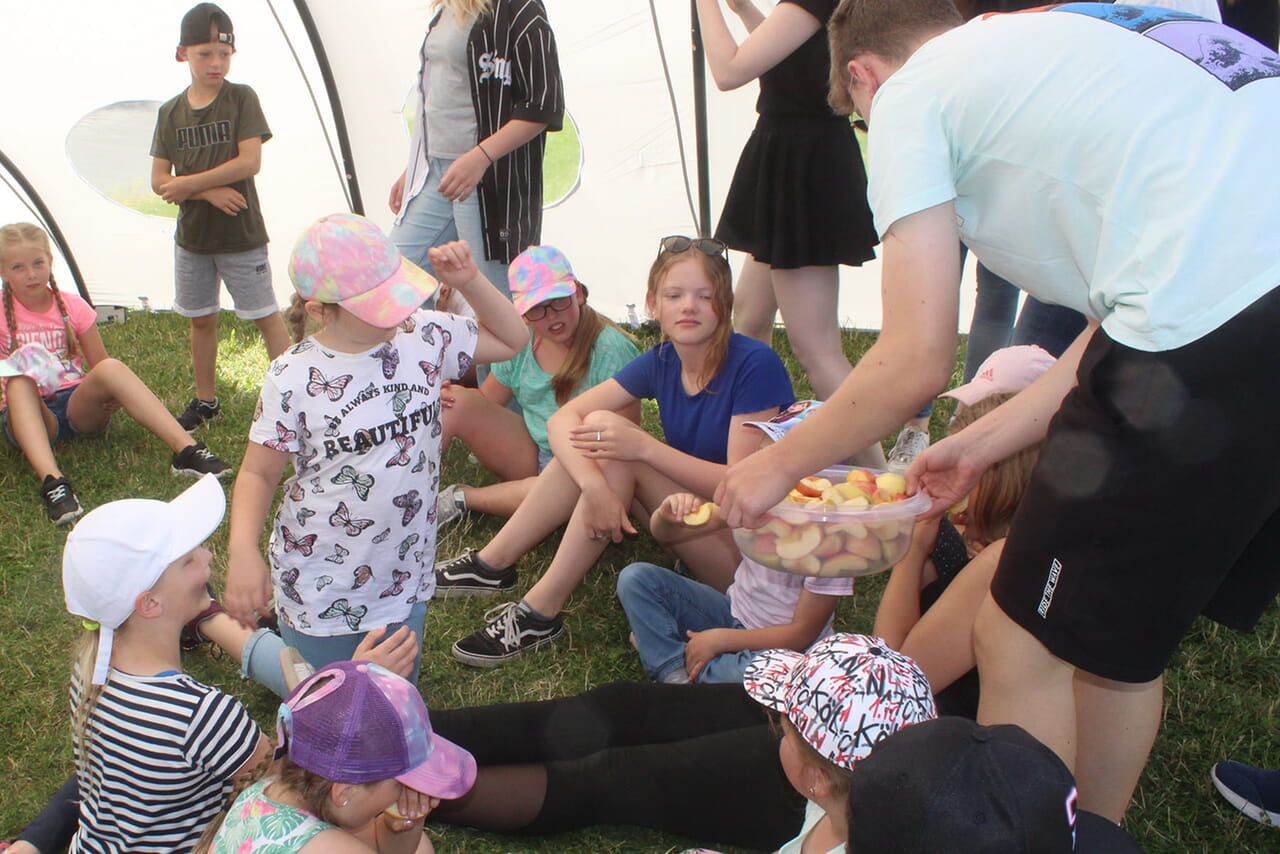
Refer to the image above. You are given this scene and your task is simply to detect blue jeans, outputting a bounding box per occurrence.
[278,600,428,685]
[962,258,1087,383]
[391,156,510,298]
[616,562,755,684]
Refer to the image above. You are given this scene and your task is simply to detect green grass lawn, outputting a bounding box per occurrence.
[1,312,1277,853]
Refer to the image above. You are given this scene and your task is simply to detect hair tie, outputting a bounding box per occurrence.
[476,142,494,164]
[63,316,72,324]
[81,619,100,631]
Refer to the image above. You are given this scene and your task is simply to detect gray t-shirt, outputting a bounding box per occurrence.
[424,12,478,158]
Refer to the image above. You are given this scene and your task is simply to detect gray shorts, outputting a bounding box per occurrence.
[173,245,278,319]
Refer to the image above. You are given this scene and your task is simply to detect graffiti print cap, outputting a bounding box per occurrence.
[289,213,439,329]
[744,633,937,770]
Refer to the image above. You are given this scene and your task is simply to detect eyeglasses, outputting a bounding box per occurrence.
[524,295,575,321]
[659,235,727,258]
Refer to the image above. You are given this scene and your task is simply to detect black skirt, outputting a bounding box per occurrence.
[715,114,879,270]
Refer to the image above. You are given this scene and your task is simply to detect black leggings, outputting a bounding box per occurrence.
[430,681,804,850]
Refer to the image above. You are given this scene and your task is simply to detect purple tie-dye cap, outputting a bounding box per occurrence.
[276,661,476,799]
[508,245,578,315]
[289,213,439,328]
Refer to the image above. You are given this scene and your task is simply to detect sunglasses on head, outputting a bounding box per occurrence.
[524,295,575,321]
[659,235,727,258]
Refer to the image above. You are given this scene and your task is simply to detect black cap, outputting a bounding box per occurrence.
[179,3,234,48]
[848,717,1144,854]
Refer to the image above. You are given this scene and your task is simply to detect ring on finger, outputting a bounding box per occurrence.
[596,431,602,442]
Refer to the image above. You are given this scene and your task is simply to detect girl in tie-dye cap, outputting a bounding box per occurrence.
[434,245,639,530]
[225,215,526,682]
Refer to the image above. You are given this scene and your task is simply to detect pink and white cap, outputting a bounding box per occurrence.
[289,213,439,329]
[940,345,1056,407]
[744,634,937,770]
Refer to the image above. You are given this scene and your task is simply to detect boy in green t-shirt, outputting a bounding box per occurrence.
[150,3,289,431]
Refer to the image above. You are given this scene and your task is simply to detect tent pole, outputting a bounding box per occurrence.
[691,0,713,237]
[292,0,366,215]
[0,148,91,303]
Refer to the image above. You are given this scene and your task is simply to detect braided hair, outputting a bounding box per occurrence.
[0,222,78,359]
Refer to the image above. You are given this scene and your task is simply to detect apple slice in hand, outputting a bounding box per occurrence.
[683,502,717,526]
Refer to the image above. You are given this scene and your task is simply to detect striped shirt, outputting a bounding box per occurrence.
[69,670,261,854]
[402,0,565,264]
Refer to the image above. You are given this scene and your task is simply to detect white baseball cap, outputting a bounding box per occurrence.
[62,474,226,684]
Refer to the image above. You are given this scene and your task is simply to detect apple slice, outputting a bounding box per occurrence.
[846,468,875,484]
[776,524,822,560]
[831,520,868,539]
[762,518,793,538]
[813,532,845,559]
[875,472,907,495]
[787,489,810,503]
[817,553,870,577]
[781,554,822,576]
[847,534,884,561]
[794,476,832,498]
[866,519,900,541]
[682,502,717,526]
[838,495,871,511]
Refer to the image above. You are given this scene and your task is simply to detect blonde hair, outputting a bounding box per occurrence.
[827,0,963,115]
[947,392,1042,549]
[70,630,107,782]
[0,222,79,360]
[550,284,636,405]
[435,0,494,23]
[644,246,734,390]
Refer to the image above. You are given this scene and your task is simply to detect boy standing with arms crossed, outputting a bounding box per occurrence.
[151,2,289,431]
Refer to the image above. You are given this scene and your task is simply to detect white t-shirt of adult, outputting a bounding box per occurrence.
[251,310,477,637]
[867,5,1280,352]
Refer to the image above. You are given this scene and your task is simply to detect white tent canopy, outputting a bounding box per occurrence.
[0,1,978,331]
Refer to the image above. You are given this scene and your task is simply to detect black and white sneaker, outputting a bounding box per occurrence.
[435,548,517,597]
[40,475,84,526]
[172,442,234,478]
[176,397,221,432]
[451,601,564,668]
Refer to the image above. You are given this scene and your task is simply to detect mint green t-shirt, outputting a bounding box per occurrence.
[491,323,639,455]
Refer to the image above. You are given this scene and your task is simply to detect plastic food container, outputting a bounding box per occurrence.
[731,465,931,578]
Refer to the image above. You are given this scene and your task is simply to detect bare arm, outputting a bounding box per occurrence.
[150,156,174,195]
[225,441,290,629]
[76,325,109,368]
[426,241,526,364]
[695,0,822,91]
[717,202,963,527]
[872,517,942,648]
[437,118,548,203]
[157,136,263,203]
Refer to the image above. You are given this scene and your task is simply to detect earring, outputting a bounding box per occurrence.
[808,786,815,796]
[341,800,349,807]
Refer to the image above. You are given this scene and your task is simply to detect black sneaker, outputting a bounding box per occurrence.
[451,601,563,668]
[41,475,84,526]
[172,442,234,478]
[176,397,220,432]
[435,548,517,597]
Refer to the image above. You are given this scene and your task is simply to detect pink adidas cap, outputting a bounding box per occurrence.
[939,345,1056,407]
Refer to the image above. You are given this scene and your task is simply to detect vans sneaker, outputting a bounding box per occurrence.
[176,397,221,432]
[41,475,84,526]
[1212,761,1280,826]
[435,548,517,597]
[172,442,234,478]
[451,601,563,667]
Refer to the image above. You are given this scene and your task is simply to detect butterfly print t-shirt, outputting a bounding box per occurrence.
[250,309,478,637]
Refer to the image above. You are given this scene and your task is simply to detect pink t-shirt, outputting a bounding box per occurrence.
[0,290,96,393]
[728,557,853,640]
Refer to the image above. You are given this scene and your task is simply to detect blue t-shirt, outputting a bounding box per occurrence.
[614,333,794,464]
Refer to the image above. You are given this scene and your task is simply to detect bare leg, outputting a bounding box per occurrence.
[197,611,255,666]
[1073,670,1164,822]
[732,257,778,345]
[66,359,193,452]
[523,458,721,616]
[4,376,60,478]
[462,477,539,519]
[772,266,885,467]
[476,459,582,568]
[974,592,1078,770]
[190,312,219,402]
[253,311,291,361]
[442,388,539,482]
